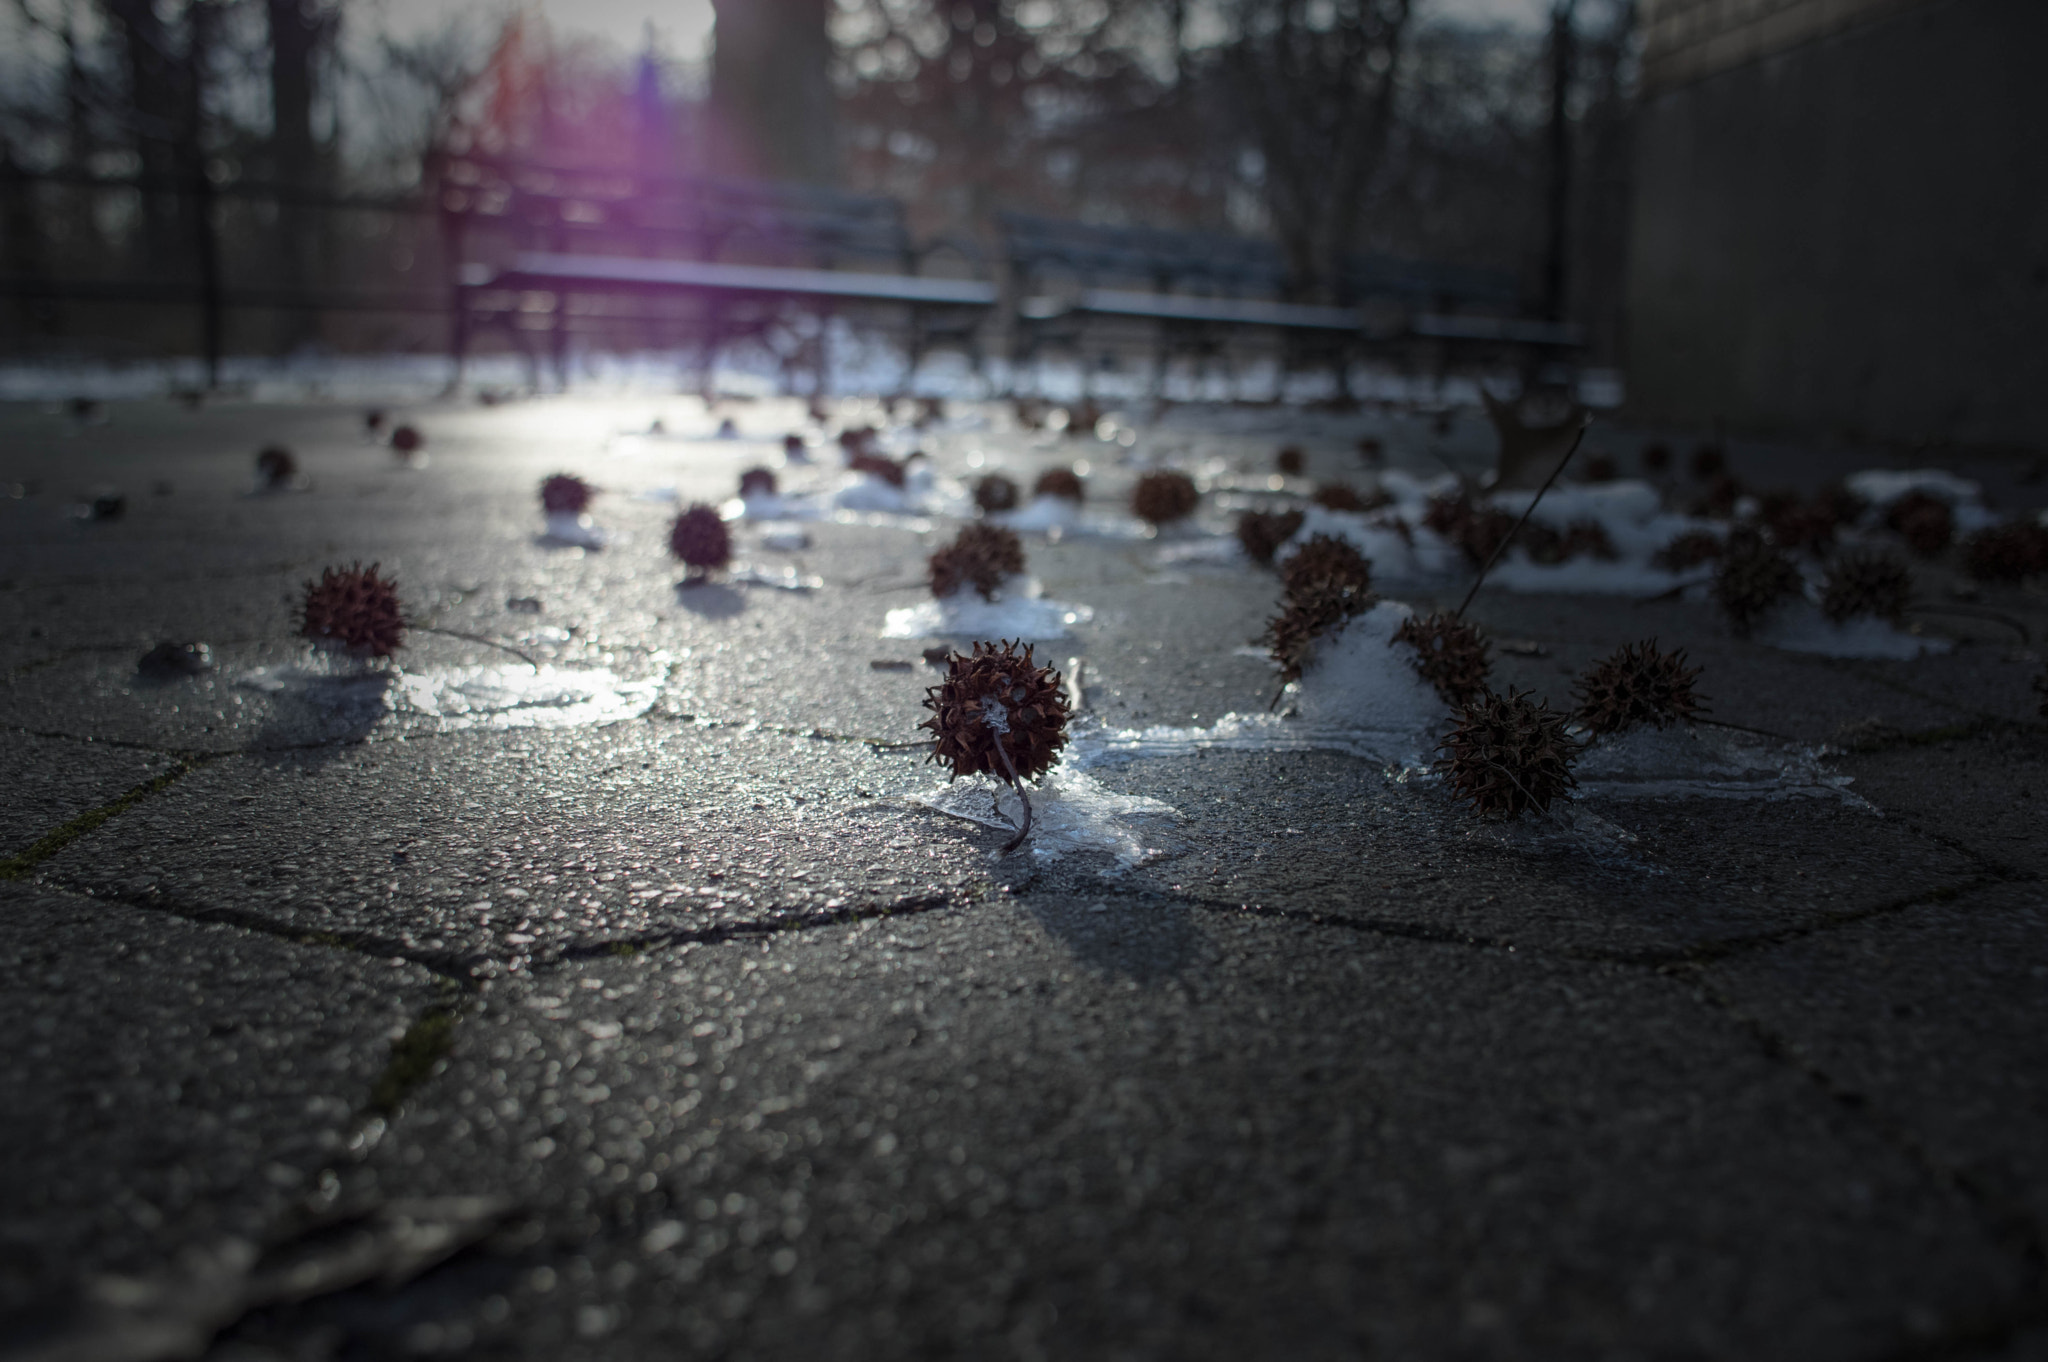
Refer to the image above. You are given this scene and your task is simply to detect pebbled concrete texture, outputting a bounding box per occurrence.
[2,394,2045,1360]
[0,883,444,1313]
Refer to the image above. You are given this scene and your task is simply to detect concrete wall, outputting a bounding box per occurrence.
[1626,0,2048,447]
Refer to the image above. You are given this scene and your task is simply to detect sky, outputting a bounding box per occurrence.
[374,0,1552,63]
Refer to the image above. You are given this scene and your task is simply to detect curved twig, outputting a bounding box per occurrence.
[991,737,1034,855]
[1693,716,1799,743]
[406,623,540,670]
[1455,417,1592,620]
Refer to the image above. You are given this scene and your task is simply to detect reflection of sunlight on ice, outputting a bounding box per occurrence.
[1574,724,1865,804]
[239,660,665,732]
[393,665,665,730]
[884,584,1094,640]
[916,768,1182,868]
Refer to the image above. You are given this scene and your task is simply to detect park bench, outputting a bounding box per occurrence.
[440,154,992,388]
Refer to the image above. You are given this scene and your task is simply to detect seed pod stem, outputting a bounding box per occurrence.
[1455,417,1591,619]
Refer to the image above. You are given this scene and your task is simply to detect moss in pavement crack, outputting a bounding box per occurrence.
[0,756,211,881]
[365,997,463,1117]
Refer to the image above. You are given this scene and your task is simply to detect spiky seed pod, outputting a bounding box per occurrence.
[1422,493,1517,567]
[1236,508,1305,566]
[1960,522,2048,583]
[1885,491,1954,557]
[1573,640,1705,736]
[1817,482,1869,529]
[1689,445,1726,480]
[1641,443,1671,472]
[848,452,906,487]
[1436,688,1581,820]
[1033,467,1085,503]
[1263,576,1374,685]
[1392,611,1492,707]
[1312,482,1392,514]
[921,640,1071,783]
[1760,492,1839,555]
[1652,530,1724,572]
[1279,533,1373,599]
[540,473,593,514]
[1520,522,1567,565]
[300,562,404,657]
[929,523,1026,600]
[255,446,296,489]
[1581,455,1618,483]
[364,409,386,434]
[738,467,778,500]
[390,424,423,454]
[669,504,732,573]
[1714,534,1803,636]
[783,433,809,460]
[1821,550,1913,624]
[1131,470,1199,525]
[1275,446,1305,476]
[974,474,1020,515]
[1357,437,1384,464]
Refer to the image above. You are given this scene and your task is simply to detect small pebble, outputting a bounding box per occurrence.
[137,641,212,679]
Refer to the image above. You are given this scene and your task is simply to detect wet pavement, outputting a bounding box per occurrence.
[2,394,2046,1360]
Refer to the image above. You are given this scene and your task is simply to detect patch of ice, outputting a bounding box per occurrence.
[1753,601,1953,658]
[724,493,821,521]
[391,665,664,730]
[1154,536,1243,565]
[882,582,1095,640]
[539,512,607,549]
[730,565,823,591]
[1574,724,1864,804]
[1280,507,1458,579]
[916,767,1182,868]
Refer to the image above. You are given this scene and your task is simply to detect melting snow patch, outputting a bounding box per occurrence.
[996,495,1083,534]
[834,474,918,514]
[1078,601,1448,769]
[1753,601,1952,659]
[883,583,1094,640]
[724,493,821,521]
[916,768,1182,868]
[1574,724,1864,804]
[1154,536,1244,565]
[1846,469,1997,531]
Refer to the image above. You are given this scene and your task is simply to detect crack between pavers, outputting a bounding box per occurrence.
[24,878,490,986]
[540,891,975,967]
[0,754,220,880]
[1684,972,2048,1362]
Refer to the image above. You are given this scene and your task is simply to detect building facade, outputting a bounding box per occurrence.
[1627,0,2047,447]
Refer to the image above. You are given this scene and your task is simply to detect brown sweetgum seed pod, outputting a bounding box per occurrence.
[974,474,1021,515]
[1423,493,1518,568]
[739,466,778,499]
[1312,482,1391,514]
[1885,491,1954,557]
[1280,533,1373,600]
[929,522,1026,600]
[848,452,906,487]
[1714,535,1803,636]
[921,639,1072,785]
[1263,577,1375,686]
[1821,550,1912,625]
[1961,522,2048,583]
[1131,470,1199,525]
[1236,508,1305,566]
[299,562,405,658]
[540,473,593,514]
[1033,467,1085,503]
[669,504,732,573]
[1392,610,1492,707]
[255,446,296,488]
[1573,639,1705,737]
[390,424,423,454]
[1436,688,1581,820]
[1275,446,1305,476]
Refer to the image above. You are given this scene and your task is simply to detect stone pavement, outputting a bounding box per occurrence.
[1,395,2045,1360]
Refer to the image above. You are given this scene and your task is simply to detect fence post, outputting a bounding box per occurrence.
[193,161,223,391]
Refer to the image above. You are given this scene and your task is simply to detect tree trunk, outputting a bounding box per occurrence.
[708,0,836,185]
